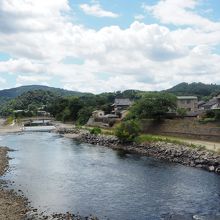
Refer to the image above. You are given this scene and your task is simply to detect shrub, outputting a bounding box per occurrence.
[115,120,140,143]
[205,110,215,118]
[90,127,102,135]
[5,116,14,125]
[215,110,220,121]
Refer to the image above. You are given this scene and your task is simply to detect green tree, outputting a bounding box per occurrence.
[62,107,71,122]
[77,106,94,125]
[128,92,177,120]
[115,120,141,143]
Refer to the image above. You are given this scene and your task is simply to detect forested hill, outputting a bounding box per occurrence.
[0,90,59,116]
[0,85,90,104]
[166,82,220,99]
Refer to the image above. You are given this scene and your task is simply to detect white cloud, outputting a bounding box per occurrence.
[80,2,119,18]
[134,14,145,21]
[0,59,45,74]
[16,75,51,87]
[0,0,70,33]
[0,0,219,93]
[0,77,6,84]
[143,0,220,31]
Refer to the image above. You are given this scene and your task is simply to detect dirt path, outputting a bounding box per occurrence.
[180,139,220,152]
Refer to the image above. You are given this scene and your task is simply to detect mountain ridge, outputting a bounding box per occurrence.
[0,85,91,105]
[0,82,220,105]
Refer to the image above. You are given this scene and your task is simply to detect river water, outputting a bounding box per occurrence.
[1,132,220,220]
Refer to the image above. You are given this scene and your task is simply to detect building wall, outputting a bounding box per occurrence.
[141,119,220,142]
[177,99,198,112]
[92,111,104,118]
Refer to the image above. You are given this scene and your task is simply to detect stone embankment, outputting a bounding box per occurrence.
[57,128,220,175]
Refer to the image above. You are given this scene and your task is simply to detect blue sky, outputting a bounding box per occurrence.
[0,0,220,93]
[70,0,159,29]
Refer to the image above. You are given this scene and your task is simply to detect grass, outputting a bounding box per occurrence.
[5,116,14,125]
[135,134,206,150]
[81,125,115,135]
[198,118,217,124]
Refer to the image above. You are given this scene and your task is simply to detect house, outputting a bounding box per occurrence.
[37,111,50,117]
[177,96,198,112]
[13,110,25,113]
[92,110,105,119]
[203,94,220,110]
[198,101,206,110]
[112,98,133,115]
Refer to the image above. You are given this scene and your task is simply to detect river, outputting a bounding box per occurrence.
[1,132,220,220]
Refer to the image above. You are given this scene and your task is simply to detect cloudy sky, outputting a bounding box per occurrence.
[0,0,219,93]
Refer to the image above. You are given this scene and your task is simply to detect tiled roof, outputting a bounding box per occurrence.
[203,98,217,107]
[198,101,205,106]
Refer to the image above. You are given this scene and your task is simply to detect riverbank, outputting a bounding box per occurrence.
[0,147,29,220]
[57,128,220,175]
[0,119,22,133]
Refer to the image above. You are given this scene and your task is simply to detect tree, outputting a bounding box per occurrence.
[128,92,177,120]
[77,106,94,125]
[62,107,71,122]
[115,120,141,143]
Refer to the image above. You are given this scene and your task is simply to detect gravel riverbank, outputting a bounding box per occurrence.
[58,128,220,175]
[0,147,29,220]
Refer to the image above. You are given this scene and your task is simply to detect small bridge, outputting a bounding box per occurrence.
[20,116,54,122]
[20,117,55,126]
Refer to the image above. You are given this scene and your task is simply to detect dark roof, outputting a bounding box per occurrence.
[198,101,205,107]
[104,114,118,118]
[185,110,205,117]
[113,98,132,106]
[203,98,217,107]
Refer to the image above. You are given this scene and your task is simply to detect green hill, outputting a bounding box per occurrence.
[166,82,220,99]
[0,90,61,116]
[0,85,90,105]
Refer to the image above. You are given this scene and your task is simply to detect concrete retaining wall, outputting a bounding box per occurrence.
[141,119,220,142]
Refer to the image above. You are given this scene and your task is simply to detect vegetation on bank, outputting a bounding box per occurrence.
[199,109,220,123]
[115,120,141,142]
[135,134,206,149]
